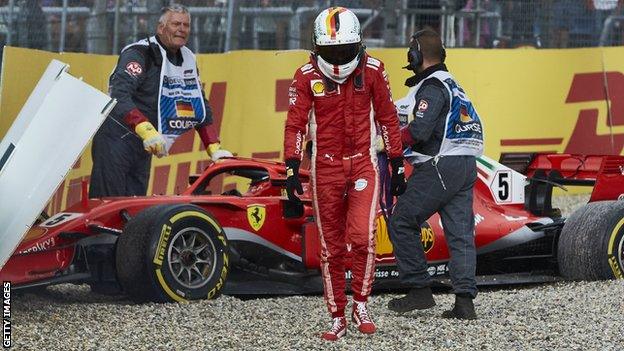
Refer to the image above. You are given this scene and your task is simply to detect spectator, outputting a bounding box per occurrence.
[16,0,47,50]
[592,0,621,45]
[550,0,594,48]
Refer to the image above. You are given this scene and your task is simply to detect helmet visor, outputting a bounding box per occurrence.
[316,43,361,65]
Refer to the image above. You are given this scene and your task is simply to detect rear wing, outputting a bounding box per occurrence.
[500,153,624,215]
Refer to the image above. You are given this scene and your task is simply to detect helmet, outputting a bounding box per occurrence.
[312,7,363,83]
[313,7,361,47]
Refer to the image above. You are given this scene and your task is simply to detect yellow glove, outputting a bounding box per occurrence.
[135,121,167,158]
[207,143,233,161]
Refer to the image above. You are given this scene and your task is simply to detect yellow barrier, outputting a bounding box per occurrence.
[1,46,622,212]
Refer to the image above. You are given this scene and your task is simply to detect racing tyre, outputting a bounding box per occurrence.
[557,200,624,280]
[116,204,229,303]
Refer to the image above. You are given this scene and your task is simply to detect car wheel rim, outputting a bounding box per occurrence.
[167,227,217,289]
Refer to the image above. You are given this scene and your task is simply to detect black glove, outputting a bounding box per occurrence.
[390,157,406,196]
[285,159,304,202]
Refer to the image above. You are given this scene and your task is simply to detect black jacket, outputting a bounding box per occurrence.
[404,63,449,157]
[101,36,212,137]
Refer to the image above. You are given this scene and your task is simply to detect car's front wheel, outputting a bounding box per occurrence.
[557,200,624,280]
[116,204,229,303]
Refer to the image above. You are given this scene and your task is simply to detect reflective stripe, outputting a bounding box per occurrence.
[309,112,337,312]
[361,111,379,296]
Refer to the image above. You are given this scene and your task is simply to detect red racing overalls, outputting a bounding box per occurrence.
[284,53,402,317]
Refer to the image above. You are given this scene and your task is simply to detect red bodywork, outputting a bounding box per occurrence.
[1,154,622,289]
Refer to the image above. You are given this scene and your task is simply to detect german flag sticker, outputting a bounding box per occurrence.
[460,105,473,123]
[175,99,195,118]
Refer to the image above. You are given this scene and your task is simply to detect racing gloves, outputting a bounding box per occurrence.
[208,142,233,161]
[390,157,406,196]
[285,159,304,202]
[135,121,167,158]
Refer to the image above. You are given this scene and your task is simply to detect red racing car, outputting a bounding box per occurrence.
[1,154,623,302]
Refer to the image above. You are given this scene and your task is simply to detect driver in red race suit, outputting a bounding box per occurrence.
[283,7,406,341]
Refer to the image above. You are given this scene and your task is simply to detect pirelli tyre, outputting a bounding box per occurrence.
[557,200,624,280]
[116,204,229,303]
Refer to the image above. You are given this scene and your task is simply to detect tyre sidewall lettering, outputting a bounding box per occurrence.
[607,217,624,279]
[149,209,229,301]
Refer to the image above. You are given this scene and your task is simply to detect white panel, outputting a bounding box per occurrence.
[0,62,116,269]
[0,59,69,172]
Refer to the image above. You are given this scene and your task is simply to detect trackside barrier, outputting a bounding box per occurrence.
[0,46,622,213]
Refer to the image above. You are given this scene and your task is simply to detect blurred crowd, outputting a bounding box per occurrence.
[0,0,622,53]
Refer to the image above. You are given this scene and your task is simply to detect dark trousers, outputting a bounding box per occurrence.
[89,129,151,198]
[388,155,478,297]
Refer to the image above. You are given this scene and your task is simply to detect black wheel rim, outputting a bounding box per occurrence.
[167,227,217,289]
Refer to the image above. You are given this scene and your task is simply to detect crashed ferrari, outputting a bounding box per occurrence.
[0,153,623,303]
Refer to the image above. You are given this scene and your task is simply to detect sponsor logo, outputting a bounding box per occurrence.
[618,194,624,201]
[2,282,10,348]
[208,244,229,299]
[398,113,408,125]
[375,216,393,256]
[163,75,184,86]
[183,78,196,86]
[125,61,142,76]
[375,218,434,256]
[455,122,482,134]
[311,79,325,96]
[607,219,624,278]
[288,86,298,105]
[345,268,400,280]
[460,105,473,123]
[17,237,55,254]
[608,255,623,279]
[169,119,199,130]
[502,214,528,221]
[354,178,368,191]
[427,263,448,276]
[184,69,193,74]
[246,204,266,231]
[500,72,624,154]
[421,222,435,253]
[381,125,392,152]
[294,130,303,155]
[418,99,428,111]
[153,224,172,265]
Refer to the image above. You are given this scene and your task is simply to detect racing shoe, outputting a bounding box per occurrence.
[321,317,347,341]
[441,294,477,320]
[387,287,436,313]
[351,302,376,334]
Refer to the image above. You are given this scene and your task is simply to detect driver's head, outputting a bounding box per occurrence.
[312,7,363,82]
[405,29,446,73]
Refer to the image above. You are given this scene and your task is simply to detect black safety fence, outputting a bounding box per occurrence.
[0,0,621,55]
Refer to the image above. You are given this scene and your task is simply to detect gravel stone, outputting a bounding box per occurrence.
[8,194,623,350]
